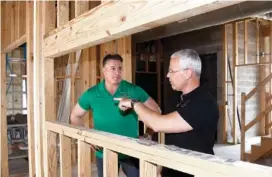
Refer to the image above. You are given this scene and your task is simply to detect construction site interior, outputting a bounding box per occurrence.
[1,1,272,177]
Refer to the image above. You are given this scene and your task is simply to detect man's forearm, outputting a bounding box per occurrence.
[70,115,84,126]
[134,103,161,132]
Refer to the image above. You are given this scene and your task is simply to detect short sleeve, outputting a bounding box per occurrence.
[133,86,150,103]
[177,107,201,129]
[78,90,92,111]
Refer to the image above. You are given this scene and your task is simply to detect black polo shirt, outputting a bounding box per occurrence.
[162,86,219,177]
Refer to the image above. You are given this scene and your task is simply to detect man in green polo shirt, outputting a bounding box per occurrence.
[70,54,160,177]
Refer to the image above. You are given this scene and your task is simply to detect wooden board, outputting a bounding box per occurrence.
[43,0,241,58]
[33,1,44,176]
[103,148,118,177]
[75,0,90,128]
[26,1,35,177]
[117,36,132,82]
[45,121,272,177]
[60,135,72,177]
[1,53,9,177]
[78,140,91,177]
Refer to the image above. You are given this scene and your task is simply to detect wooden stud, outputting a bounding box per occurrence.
[15,2,19,40]
[222,25,228,143]
[1,53,9,177]
[19,1,26,37]
[241,93,246,161]
[259,21,266,136]
[5,2,11,47]
[75,0,90,128]
[256,19,260,64]
[33,1,44,176]
[244,20,248,65]
[10,2,15,44]
[45,130,58,177]
[140,160,157,177]
[1,1,6,50]
[26,1,35,177]
[78,140,91,177]
[103,148,118,177]
[60,135,72,177]
[117,36,132,82]
[57,1,69,27]
[232,22,238,144]
[270,20,272,134]
[265,92,270,135]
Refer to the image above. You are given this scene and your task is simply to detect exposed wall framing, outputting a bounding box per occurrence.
[38,1,271,177]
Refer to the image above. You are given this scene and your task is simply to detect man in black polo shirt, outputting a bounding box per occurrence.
[114,49,219,177]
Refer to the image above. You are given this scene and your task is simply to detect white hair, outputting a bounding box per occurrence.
[171,49,202,78]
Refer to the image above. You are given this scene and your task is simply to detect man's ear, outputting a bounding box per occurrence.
[185,69,193,80]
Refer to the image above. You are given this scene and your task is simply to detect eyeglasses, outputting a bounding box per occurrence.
[167,68,189,76]
[168,69,182,75]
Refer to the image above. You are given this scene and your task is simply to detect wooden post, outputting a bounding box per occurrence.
[26,1,35,176]
[103,148,118,177]
[60,134,72,177]
[232,22,238,144]
[270,21,272,134]
[265,92,270,135]
[222,24,228,143]
[33,1,44,176]
[140,160,157,177]
[45,130,58,177]
[244,20,248,65]
[78,141,92,177]
[241,93,246,161]
[75,1,90,128]
[1,53,9,177]
[118,36,132,82]
[259,20,266,136]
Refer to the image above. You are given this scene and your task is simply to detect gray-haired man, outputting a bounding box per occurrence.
[115,49,219,177]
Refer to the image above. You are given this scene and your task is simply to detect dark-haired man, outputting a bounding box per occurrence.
[70,54,160,177]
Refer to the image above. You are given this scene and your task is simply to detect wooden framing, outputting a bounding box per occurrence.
[26,1,35,177]
[45,121,272,177]
[232,22,238,144]
[1,53,9,177]
[43,0,242,58]
[36,1,272,176]
[222,24,228,143]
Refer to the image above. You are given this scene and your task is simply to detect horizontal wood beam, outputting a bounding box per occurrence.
[43,0,241,58]
[133,1,272,43]
[2,34,26,53]
[45,121,272,177]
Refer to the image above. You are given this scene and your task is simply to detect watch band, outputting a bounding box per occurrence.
[131,99,139,109]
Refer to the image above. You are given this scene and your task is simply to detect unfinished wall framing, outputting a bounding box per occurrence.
[38,1,272,177]
[1,1,33,177]
[222,18,272,148]
[1,1,272,177]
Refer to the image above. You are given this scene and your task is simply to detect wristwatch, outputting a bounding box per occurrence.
[131,99,139,109]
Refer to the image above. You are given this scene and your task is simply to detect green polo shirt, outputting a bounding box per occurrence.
[78,80,149,159]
